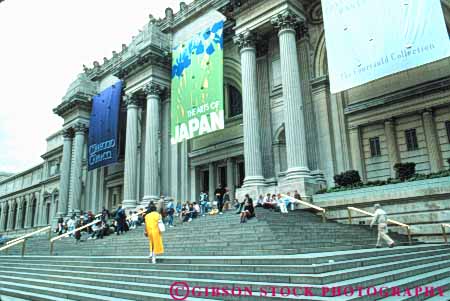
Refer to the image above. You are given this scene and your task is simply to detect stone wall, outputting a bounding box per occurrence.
[312,177,450,242]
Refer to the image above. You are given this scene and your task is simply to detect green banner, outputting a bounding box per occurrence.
[170,20,224,144]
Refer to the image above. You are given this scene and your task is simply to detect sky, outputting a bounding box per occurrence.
[0,0,187,173]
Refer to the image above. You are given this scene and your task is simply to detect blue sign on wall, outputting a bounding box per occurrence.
[87,80,123,171]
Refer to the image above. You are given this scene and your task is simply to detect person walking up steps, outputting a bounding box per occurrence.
[144,205,164,264]
[370,204,395,248]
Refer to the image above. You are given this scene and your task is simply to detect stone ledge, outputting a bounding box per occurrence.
[313,176,450,207]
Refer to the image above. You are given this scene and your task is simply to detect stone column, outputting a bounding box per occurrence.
[15,198,24,230]
[0,202,7,231]
[58,128,73,216]
[272,11,310,179]
[123,94,140,209]
[208,162,216,201]
[34,192,41,227]
[7,200,15,231]
[422,110,443,173]
[71,123,87,216]
[384,119,400,178]
[142,83,163,204]
[190,166,198,202]
[24,194,32,229]
[349,126,366,181]
[233,32,265,186]
[226,158,236,201]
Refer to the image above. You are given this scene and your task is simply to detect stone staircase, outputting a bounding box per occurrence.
[0,208,449,300]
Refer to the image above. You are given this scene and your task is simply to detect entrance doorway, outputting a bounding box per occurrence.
[201,170,209,194]
[218,165,227,188]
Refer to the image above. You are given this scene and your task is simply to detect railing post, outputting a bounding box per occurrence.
[21,239,27,257]
[348,208,352,224]
[406,226,412,245]
[50,241,54,256]
[442,225,448,244]
[322,211,326,223]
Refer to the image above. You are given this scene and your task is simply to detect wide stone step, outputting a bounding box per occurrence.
[2,247,448,275]
[0,279,214,301]
[1,253,448,286]
[1,259,449,300]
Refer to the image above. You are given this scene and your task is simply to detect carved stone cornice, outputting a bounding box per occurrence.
[271,9,301,32]
[53,98,92,118]
[345,76,450,115]
[233,31,257,50]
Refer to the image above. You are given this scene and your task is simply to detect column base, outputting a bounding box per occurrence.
[122,199,138,210]
[286,167,311,180]
[311,169,327,189]
[278,175,320,198]
[243,176,266,187]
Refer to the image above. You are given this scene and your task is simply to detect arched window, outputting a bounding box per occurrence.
[227,85,242,118]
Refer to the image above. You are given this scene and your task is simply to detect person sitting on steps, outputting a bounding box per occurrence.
[240,199,255,223]
[276,193,288,214]
[262,193,275,210]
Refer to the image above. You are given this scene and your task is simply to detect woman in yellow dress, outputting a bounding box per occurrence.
[144,205,164,264]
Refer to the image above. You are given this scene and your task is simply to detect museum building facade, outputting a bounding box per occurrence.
[1,0,449,234]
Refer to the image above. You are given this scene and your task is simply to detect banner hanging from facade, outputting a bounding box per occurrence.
[87,80,122,171]
[322,0,450,93]
[170,11,226,144]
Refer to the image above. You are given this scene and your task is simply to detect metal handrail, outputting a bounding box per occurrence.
[442,223,450,244]
[1,226,51,256]
[280,194,327,223]
[49,213,101,255]
[6,226,51,246]
[347,206,412,245]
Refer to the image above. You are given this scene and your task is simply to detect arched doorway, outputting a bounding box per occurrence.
[273,125,287,176]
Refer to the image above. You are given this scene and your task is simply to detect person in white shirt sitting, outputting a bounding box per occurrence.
[276,193,288,214]
[262,193,275,210]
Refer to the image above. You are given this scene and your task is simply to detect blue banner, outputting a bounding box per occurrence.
[87,81,122,171]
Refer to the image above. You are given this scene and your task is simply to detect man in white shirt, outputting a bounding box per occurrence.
[370,204,395,248]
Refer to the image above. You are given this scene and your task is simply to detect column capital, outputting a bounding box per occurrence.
[384,117,396,125]
[73,123,88,134]
[124,93,141,107]
[144,82,166,98]
[62,128,74,139]
[422,108,434,116]
[348,124,360,132]
[8,199,14,206]
[233,31,257,51]
[17,197,24,206]
[271,9,302,32]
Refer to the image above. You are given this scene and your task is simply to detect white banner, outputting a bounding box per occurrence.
[322,0,450,93]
